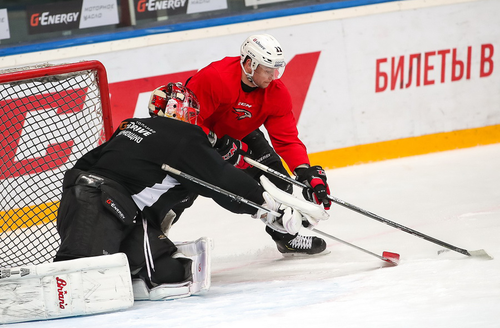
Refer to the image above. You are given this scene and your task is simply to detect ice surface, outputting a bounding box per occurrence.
[6,144,500,328]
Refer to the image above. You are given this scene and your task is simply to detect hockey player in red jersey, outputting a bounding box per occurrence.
[186,34,331,256]
[55,83,327,300]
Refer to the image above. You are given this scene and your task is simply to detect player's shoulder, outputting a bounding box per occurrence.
[265,80,292,108]
[269,79,290,93]
[211,56,240,66]
[193,57,240,91]
[204,57,240,74]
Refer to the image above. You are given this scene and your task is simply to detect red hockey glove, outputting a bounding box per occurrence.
[294,165,331,210]
[215,135,252,169]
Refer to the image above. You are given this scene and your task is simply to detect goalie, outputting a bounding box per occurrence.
[54,83,329,303]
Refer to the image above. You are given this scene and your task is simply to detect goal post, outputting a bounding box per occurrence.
[0,60,113,268]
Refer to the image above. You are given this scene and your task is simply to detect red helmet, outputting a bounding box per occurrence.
[148,82,200,125]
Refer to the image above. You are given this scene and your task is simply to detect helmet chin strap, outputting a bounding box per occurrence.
[246,73,259,87]
[241,61,259,88]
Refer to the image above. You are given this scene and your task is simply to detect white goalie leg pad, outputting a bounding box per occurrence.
[132,237,213,301]
[175,236,212,294]
[260,175,330,225]
[132,279,192,301]
[0,253,133,325]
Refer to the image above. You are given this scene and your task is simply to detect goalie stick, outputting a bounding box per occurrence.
[161,164,280,217]
[161,164,399,265]
[244,156,493,260]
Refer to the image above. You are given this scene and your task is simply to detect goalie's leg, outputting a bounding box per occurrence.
[131,237,212,301]
[0,254,133,325]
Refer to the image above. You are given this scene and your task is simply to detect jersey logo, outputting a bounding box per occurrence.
[232,107,252,120]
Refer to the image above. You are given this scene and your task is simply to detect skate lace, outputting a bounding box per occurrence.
[288,235,313,250]
[143,218,155,280]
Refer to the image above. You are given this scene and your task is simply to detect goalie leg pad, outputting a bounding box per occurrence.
[0,253,133,325]
[132,279,192,301]
[132,237,213,301]
[175,237,213,294]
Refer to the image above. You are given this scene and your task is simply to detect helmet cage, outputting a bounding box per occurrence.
[148,83,200,125]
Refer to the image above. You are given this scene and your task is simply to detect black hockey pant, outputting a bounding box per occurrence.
[55,169,190,285]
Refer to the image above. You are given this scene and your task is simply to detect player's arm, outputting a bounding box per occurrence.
[265,108,332,209]
[185,66,222,129]
[173,130,264,214]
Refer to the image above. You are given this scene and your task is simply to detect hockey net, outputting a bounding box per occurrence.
[0,61,113,268]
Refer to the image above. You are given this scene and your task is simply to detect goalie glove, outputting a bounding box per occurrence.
[252,192,303,235]
[214,135,252,169]
[259,175,329,229]
[294,165,332,210]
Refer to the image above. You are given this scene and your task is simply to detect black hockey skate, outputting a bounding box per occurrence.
[266,226,328,256]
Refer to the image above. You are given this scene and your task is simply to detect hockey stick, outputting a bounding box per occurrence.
[312,228,399,265]
[244,156,493,260]
[161,164,280,217]
[162,164,399,265]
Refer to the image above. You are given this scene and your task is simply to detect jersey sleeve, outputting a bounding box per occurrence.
[174,128,264,215]
[264,84,310,172]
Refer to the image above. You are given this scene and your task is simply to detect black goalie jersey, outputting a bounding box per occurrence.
[74,116,265,226]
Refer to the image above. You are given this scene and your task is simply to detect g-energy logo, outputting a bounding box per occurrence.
[30,11,79,27]
[137,0,187,12]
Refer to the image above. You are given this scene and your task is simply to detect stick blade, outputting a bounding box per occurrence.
[382,251,400,266]
[468,249,494,260]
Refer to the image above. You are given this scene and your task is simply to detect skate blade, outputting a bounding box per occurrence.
[281,248,331,258]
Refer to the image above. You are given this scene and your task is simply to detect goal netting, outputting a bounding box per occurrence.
[0,61,113,268]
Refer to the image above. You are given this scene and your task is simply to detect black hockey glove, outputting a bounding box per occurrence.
[214,135,252,169]
[242,129,293,193]
[241,129,281,167]
[294,165,331,210]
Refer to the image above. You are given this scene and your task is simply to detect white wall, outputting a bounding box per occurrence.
[1,0,498,154]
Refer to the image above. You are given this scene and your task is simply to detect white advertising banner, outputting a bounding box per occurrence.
[79,0,119,29]
[5,0,499,154]
[245,0,290,6]
[0,9,10,40]
[187,0,228,14]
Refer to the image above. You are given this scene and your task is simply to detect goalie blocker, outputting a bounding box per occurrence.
[0,238,212,324]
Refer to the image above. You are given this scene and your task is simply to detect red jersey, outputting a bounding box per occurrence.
[187,56,309,171]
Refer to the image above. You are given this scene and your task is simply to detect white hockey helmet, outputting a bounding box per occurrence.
[148,82,200,125]
[240,34,286,81]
